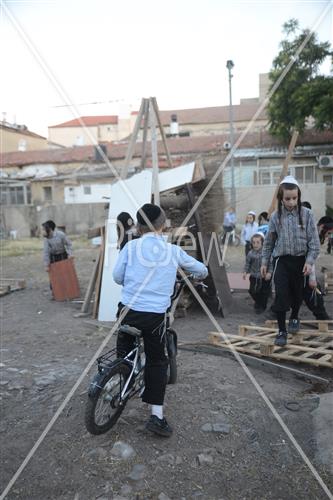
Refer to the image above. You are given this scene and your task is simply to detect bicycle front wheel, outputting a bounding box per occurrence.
[85,362,130,435]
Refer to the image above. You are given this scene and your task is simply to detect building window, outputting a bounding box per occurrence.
[0,185,26,205]
[43,186,52,202]
[292,165,315,184]
[83,185,91,195]
[323,175,333,186]
[259,171,271,185]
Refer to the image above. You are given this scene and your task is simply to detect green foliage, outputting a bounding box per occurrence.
[268,19,333,143]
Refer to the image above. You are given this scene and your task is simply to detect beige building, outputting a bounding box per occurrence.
[0,122,47,153]
[48,115,132,147]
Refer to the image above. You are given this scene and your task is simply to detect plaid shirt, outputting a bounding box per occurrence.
[244,248,272,278]
[262,206,320,266]
[43,230,73,265]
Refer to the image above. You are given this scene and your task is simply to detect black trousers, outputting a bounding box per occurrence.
[272,255,305,313]
[116,304,167,406]
[249,276,271,310]
[303,279,329,320]
[50,252,68,263]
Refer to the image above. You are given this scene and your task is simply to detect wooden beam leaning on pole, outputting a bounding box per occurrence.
[121,98,147,180]
[151,97,173,169]
[140,98,150,170]
[149,99,160,205]
[267,130,299,218]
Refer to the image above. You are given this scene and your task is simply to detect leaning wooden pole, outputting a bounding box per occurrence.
[121,98,146,179]
[151,97,173,169]
[267,130,299,217]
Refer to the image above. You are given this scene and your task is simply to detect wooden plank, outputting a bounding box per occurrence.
[92,229,105,319]
[81,254,100,313]
[49,258,80,301]
[265,319,333,329]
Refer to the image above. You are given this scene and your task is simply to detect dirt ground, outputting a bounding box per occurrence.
[1,240,333,500]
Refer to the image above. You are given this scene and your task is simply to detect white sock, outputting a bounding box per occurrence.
[151,405,163,419]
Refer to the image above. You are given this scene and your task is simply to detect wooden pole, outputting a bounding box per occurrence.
[121,98,146,179]
[267,130,299,217]
[140,98,150,169]
[149,98,160,205]
[151,97,173,169]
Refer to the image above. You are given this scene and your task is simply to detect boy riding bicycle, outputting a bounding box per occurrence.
[113,203,208,437]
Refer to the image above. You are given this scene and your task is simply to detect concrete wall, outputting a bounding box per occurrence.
[1,203,107,238]
[64,183,112,204]
[31,179,65,205]
[48,126,99,147]
[223,182,327,226]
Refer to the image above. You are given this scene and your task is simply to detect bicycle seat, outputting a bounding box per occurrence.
[119,325,142,337]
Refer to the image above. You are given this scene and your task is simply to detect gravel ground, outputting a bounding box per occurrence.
[1,242,332,500]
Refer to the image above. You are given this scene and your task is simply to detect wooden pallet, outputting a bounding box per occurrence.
[265,319,333,333]
[208,323,333,368]
[0,279,26,297]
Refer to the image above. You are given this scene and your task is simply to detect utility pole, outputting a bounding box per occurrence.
[226,60,235,209]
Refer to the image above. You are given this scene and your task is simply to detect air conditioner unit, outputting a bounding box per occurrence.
[318,155,333,168]
[223,141,231,151]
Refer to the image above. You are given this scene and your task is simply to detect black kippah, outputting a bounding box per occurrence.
[137,204,162,225]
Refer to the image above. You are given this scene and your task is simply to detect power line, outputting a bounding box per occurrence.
[51,98,126,108]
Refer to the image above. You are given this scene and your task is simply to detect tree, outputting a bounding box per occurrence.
[267,19,333,143]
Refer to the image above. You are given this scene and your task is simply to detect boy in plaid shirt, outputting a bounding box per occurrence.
[261,176,320,346]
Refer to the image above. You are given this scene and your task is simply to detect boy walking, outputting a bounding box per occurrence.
[243,232,271,313]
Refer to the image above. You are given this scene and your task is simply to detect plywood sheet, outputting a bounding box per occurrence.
[98,170,153,321]
[158,162,196,192]
[49,259,80,301]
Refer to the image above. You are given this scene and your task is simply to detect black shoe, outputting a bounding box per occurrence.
[274,331,288,347]
[146,415,173,437]
[288,319,300,334]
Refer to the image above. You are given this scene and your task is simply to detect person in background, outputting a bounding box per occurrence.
[42,220,73,272]
[116,212,138,251]
[113,204,208,437]
[223,207,236,236]
[257,211,269,236]
[300,202,330,320]
[243,232,272,314]
[317,215,333,255]
[261,177,320,347]
[241,211,258,256]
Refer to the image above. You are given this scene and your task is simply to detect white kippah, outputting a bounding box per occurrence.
[253,231,265,239]
[279,175,299,187]
[248,210,256,216]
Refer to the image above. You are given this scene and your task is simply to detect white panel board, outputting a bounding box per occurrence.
[98,170,152,321]
[158,162,195,192]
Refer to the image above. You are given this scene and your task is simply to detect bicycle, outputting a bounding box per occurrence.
[84,276,189,435]
[220,227,240,247]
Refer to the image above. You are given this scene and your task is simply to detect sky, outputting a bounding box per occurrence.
[1,0,332,137]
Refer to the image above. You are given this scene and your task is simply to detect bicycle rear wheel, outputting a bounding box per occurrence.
[232,235,240,247]
[85,362,130,435]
